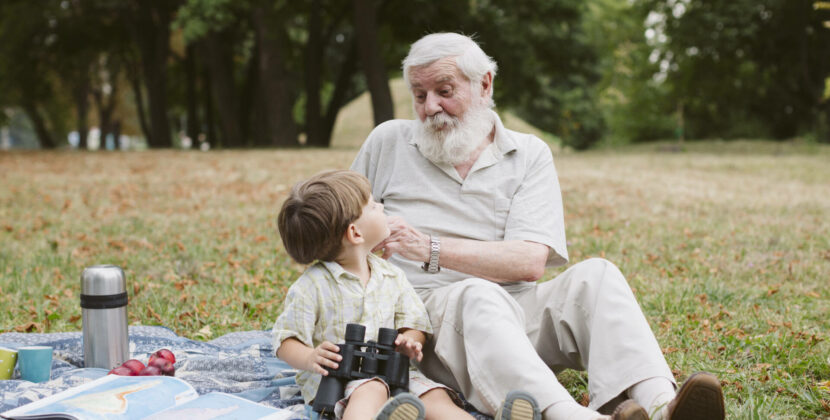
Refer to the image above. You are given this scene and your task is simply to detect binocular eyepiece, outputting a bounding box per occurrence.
[312,324,411,419]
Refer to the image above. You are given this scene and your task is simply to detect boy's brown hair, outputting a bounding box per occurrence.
[277,170,372,264]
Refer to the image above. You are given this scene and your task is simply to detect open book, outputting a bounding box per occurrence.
[0,374,294,420]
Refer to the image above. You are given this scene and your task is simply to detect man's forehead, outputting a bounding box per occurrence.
[409,58,466,88]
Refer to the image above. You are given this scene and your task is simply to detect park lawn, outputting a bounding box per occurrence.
[0,141,828,419]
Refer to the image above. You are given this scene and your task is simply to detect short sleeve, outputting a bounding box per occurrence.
[503,140,568,266]
[271,280,318,356]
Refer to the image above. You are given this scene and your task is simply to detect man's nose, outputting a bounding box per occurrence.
[424,92,443,116]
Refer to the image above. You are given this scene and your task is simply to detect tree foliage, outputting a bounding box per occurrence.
[641,0,830,141]
[3,0,826,149]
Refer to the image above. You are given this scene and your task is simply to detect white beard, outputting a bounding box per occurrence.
[414,105,495,166]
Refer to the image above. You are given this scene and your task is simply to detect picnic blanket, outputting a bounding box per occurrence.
[0,326,490,419]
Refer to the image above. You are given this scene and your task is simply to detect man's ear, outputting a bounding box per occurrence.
[343,223,365,245]
[480,71,493,99]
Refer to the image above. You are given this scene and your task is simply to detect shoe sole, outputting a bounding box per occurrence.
[612,400,649,420]
[496,390,541,420]
[669,373,725,420]
[375,393,425,420]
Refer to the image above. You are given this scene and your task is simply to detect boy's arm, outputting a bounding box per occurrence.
[277,337,342,376]
[394,328,425,362]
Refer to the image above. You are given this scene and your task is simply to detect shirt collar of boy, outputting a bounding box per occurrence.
[319,253,397,285]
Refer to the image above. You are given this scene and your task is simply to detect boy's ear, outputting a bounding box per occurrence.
[343,223,365,245]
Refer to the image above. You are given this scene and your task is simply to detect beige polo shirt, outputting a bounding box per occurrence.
[351,111,568,292]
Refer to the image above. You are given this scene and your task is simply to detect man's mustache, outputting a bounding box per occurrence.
[424,113,459,131]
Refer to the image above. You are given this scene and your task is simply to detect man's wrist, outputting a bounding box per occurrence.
[421,236,441,273]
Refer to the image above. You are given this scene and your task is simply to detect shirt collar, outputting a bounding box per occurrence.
[491,111,518,156]
[320,253,396,284]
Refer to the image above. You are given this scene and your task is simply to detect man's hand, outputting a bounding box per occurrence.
[394,333,424,362]
[305,341,342,376]
[373,216,430,262]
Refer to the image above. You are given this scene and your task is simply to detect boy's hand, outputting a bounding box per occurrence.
[394,333,423,362]
[307,341,341,375]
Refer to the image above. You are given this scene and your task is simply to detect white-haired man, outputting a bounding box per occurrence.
[351,33,725,420]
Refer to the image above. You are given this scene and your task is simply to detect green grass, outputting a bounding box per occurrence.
[2,142,828,418]
[2,135,829,418]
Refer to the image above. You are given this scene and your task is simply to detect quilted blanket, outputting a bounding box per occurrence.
[0,326,490,419]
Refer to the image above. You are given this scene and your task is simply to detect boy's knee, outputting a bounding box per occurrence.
[419,387,452,404]
[352,379,388,398]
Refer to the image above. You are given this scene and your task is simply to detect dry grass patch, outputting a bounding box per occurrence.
[1,143,828,419]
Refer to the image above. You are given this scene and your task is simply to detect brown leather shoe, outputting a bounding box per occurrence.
[611,399,649,420]
[667,372,725,420]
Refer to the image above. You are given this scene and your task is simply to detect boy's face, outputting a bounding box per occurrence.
[353,196,390,248]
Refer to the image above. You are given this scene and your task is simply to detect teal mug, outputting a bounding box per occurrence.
[17,346,53,383]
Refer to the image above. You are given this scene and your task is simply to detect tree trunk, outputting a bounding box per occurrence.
[321,39,359,144]
[112,120,122,148]
[201,33,243,147]
[125,53,152,145]
[252,2,299,147]
[240,35,259,147]
[202,59,217,147]
[141,37,171,148]
[304,0,325,147]
[353,0,394,125]
[128,0,173,148]
[73,75,90,149]
[22,101,56,149]
[184,44,201,143]
[93,61,119,148]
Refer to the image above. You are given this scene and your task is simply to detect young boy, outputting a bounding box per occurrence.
[272,170,475,420]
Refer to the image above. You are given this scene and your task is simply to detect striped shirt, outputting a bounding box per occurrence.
[272,253,432,403]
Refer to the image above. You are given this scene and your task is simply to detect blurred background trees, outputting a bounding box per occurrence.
[0,0,828,150]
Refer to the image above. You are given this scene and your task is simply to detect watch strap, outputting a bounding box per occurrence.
[421,236,441,273]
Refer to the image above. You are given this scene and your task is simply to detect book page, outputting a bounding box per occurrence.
[1,375,198,420]
[144,392,294,420]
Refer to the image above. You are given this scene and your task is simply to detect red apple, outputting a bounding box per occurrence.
[108,366,134,376]
[148,357,175,376]
[155,349,176,364]
[121,359,146,375]
[138,366,161,376]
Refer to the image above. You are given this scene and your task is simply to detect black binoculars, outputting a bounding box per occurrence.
[312,323,411,419]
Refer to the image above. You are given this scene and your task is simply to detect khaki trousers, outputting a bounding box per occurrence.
[415,258,676,415]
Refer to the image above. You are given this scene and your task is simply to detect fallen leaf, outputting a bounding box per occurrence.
[14,322,41,332]
[146,306,162,323]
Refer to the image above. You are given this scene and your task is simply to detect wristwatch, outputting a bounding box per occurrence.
[421,236,441,274]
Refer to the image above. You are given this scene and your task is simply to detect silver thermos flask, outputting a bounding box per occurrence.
[81,265,129,369]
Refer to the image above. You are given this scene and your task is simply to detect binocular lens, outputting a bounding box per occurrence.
[345,323,366,343]
[378,328,397,346]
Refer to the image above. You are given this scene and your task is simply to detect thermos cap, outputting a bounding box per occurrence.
[81,265,126,296]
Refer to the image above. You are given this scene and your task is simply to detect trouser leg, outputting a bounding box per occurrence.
[512,258,676,411]
[416,278,574,415]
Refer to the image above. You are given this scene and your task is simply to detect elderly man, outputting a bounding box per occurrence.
[351,33,725,420]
